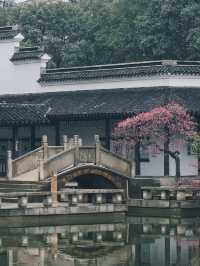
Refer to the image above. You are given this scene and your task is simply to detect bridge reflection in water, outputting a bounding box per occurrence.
[1,217,200,266]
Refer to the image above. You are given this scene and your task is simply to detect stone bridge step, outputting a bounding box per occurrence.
[0,181,47,193]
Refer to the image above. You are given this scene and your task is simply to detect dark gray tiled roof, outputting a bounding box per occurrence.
[0,26,18,40]
[10,47,43,62]
[0,87,199,124]
[44,87,200,118]
[39,60,200,83]
[0,103,49,125]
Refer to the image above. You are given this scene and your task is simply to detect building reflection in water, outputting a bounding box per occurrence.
[1,218,200,266]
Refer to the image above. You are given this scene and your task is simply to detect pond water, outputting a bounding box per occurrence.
[1,216,200,266]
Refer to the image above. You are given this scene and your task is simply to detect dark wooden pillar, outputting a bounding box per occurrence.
[12,126,17,159]
[55,121,60,146]
[105,118,111,150]
[135,142,140,176]
[30,125,36,150]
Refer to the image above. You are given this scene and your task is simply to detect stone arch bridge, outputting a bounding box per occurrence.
[7,135,133,196]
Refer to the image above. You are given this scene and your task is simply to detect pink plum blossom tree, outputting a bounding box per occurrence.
[113,103,197,179]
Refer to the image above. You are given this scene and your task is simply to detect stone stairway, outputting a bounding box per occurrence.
[0,180,48,203]
[0,180,47,193]
[8,135,133,182]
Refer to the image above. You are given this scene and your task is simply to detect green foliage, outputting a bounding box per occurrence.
[192,135,200,156]
[1,0,200,67]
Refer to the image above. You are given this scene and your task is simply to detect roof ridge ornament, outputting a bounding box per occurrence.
[40,53,51,74]
[162,60,177,66]
[14,33,24,52]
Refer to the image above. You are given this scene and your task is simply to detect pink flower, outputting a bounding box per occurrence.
[113,102,197,152]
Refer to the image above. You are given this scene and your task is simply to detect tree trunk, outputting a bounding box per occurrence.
[164,139,170,176]
[167,150,181,181]
[175,156,181,181]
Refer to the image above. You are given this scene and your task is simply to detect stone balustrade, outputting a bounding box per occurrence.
[8,134,133,181]
[0,188,125,210]
[141,186,200,201]
[7,134,82,180]
[140,223,196,238]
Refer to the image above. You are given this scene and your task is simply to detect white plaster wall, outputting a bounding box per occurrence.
[0,40,41,94]
[141,140,198,177]
[1,39,200,95]
[40,75,200,93]
[169,141,198,176]
[141,151,164,177]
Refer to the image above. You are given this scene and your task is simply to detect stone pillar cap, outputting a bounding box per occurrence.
[14,33,24,42]
[41,53,51,62]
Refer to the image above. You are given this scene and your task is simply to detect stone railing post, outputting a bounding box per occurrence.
[95,135,100,165]
[131,162,135,178]
[38,150,44,181]
[42,135,48,161]
[18,196,28,208]
[143,190,152,200]
[79,138,83,146]
[63,135,68,151]
[43,195,53,207]
[71,194,78,205]
[7,150,13,180]
[74,135,79,166]
[112,193,123,204]
[176,191,186,201]
[95,193,103,204]
[51,173,58,207]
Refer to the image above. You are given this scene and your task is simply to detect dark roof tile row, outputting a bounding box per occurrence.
[0,103,49,125]
[39,61,200,83]
[0,26,18,40]
[0,87,199,125]
[10,47,43,62]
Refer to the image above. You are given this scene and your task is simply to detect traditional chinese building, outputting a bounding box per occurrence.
[0,25,199,177]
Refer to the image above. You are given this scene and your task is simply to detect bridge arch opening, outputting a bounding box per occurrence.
[72,174,117,189]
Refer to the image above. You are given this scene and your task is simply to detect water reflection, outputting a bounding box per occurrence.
[1,218,200,265]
